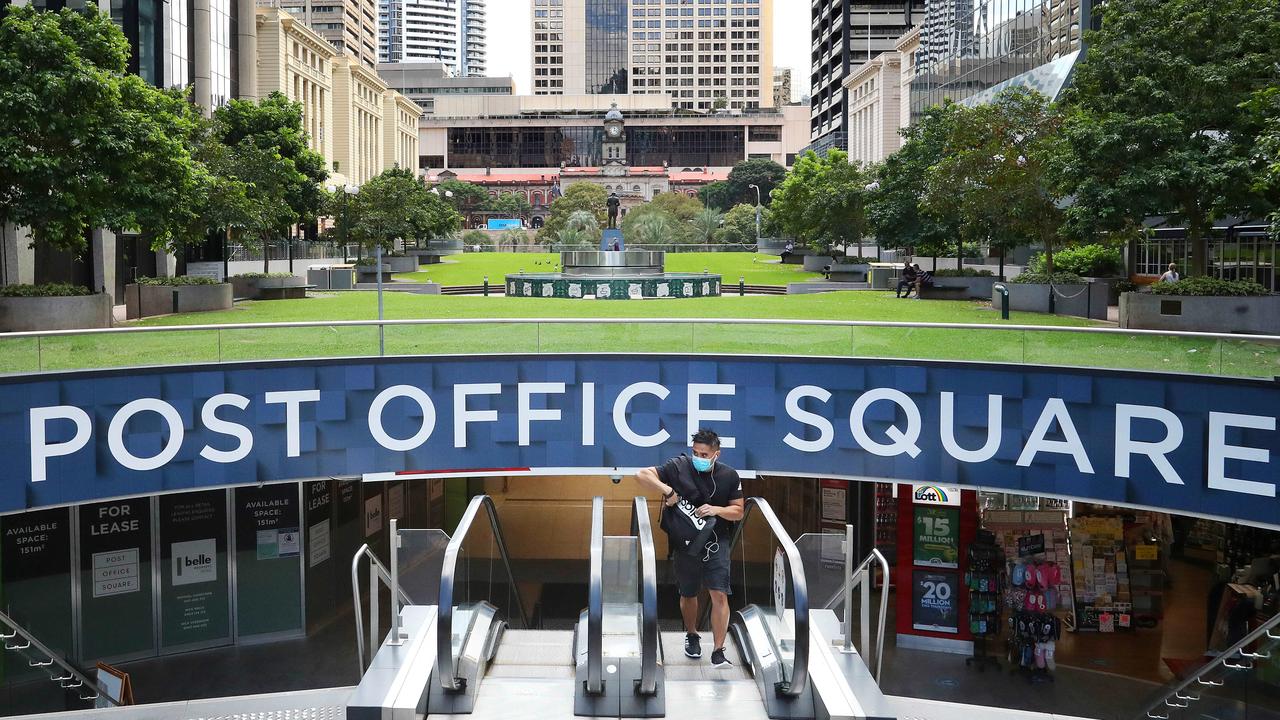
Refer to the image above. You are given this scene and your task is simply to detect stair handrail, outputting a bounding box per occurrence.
[437,494,530,693]
[0,609,115,705]
[351,543,416,673]
[840,527,890,684]
[725,497,811,698]
[585,496,605,695]
[1137,609,1280,719]
[630,496,659,697]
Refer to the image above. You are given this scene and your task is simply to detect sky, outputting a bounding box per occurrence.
[486,0,811,101]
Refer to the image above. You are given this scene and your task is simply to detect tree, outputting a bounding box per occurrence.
[538,184,607,243]
[0,5,207,261]
[770,150,871,252]
[1054,0,1280,274]
[436,179,490,212]
[690,208,724,245]
[925,89,1065,272]
[725,158,787,207]
[865,103,962,257]
[198,130,300,273]
[348,168,461,255]
[555,225,595,249]
[489,192,533,218]
[212,93,328,231]
[648,192,703,224]
[622,205,689,246]
[565,210,600,238]
[632,212,674,246]
[718,203,770,246]
[698,181,736,211]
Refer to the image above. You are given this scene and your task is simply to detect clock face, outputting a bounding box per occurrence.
[607,125,621,138]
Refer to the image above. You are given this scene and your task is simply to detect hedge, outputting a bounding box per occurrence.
[1010,271,1086,285]
[232,272,296,279]
[1030,244,1123,277]
[1147,276,1270,297]
[134,275,223,286]
[0,283,94,297]
[934,267,995,277]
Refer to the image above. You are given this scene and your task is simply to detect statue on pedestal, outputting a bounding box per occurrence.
[607,193,621,229]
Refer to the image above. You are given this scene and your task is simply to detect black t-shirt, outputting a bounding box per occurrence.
[657,455,744,534]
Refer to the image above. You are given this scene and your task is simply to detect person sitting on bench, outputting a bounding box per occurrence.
[911,263,934,299]
[896,262,917,298]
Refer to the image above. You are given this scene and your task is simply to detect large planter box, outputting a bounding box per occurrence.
[384,255,419,273]
[1120,293,1280,334]
[994,282,1109,320]
[232,276,310,300]
[802,254,838,272]
[0,294,112,332]
[933,276,996,299]
[126,283,232,319]
[356,265,393,283]
[1085,276,1127,306]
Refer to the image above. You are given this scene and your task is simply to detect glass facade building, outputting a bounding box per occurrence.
[446,125,745,169]
[909,0,1091,122]
[585,0,627,94]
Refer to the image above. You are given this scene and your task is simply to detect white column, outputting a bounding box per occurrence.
[237,0,258,99]
[193,0,213,111]
[92,228,118,303]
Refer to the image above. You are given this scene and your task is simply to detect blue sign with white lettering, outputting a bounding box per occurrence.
[1,355,1276,526]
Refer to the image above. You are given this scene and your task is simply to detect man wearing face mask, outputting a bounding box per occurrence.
[636,428,744,667]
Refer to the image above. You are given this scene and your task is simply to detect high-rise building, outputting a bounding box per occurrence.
[378,0,486,76]
[772,67,792,108]
[909,0,1090,122]
[531,0,774,112]
[377,61,513,117]
[277,0,380,70]
[810,0,925,146]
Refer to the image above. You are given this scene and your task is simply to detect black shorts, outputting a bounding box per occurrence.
[672,541,732,598]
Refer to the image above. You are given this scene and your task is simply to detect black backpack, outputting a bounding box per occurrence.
[659,456,719,557]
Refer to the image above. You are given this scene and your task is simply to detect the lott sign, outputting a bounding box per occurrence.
[1,356,1277,526]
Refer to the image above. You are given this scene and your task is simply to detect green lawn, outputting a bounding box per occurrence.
[399,252,821,286]
[2,290,1277,378]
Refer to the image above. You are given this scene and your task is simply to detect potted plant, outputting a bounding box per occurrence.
[1121,277,1277,334]
[0,283,112,331]
[125,276,232,319]
[1028,244,1126,304]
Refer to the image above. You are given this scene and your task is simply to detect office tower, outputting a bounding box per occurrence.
[810,0,925,145]
[532,0,774,112]
[278,0,381,70]
[773,67,791,108]
[379,0,487,76]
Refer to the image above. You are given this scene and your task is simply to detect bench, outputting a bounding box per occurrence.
[917,284,967,300]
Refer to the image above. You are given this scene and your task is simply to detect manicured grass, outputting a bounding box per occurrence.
[2,290,1277,378]
[399,252,822,286]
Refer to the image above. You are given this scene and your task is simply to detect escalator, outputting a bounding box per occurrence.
[347,493,894,720]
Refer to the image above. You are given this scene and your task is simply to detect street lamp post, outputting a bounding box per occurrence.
[748,184,762,246]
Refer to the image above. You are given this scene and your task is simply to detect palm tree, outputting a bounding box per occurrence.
[565,210,600,238]
[556,225,593,250]
[634,213,672,247]
[690,208,724,246]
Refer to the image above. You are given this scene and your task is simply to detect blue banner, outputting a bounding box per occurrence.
[1,356,1277,526]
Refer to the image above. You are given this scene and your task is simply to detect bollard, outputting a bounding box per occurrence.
[483,275,489,297]
[739,276,745,297]
[993,283,1010,320]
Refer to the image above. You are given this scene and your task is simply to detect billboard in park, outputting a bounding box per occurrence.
[1,355,1277,527]
[487,218,524,231]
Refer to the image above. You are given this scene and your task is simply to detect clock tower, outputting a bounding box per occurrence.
[602,103,626,172]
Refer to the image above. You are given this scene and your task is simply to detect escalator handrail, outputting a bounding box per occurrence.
[1135,609,1280,719]
[437,495,530,693]
[586,496,605,694]
[726,497,810,699]
[630,497,659,696]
